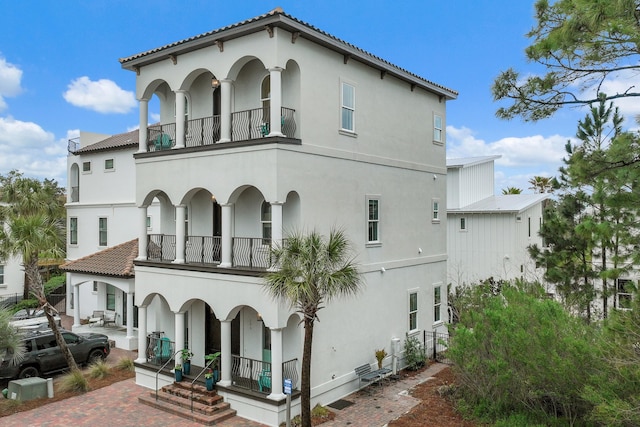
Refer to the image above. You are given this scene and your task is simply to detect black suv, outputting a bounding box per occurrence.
[0,329,111,379]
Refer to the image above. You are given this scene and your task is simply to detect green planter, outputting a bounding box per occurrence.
[174,369,183,382]
[205,376,214,391]
[183,361,191,375]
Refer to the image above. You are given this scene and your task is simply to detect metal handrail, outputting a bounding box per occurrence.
[155,349,182,401]
[190,357,220,413]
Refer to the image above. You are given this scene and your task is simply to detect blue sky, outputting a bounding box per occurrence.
[1,0,637,191]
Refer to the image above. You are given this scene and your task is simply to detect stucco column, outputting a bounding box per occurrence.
[268,67,284,137]
[174,311,185,368]
[72,283,81,328]
[219,79,233,143]
[138,98,148,152]
[137,206,148,261]
[126,291,135,340]
[219,320,232,386]
[173,205,186,264]
[136,306,147,364]
[219,203,233,268]
[268,327,286,400]
[174,90,186,149]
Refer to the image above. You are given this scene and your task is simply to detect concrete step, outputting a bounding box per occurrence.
[139,393,237,425]
[162,382,224,406]
[150,389,231,416]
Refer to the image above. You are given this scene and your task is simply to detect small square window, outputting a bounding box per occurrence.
[82,161,91,173]
[105,159,114,170]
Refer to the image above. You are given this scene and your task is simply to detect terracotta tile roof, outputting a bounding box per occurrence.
[74,129,138,154]
[61,239,138,278]
[119,8,457,99]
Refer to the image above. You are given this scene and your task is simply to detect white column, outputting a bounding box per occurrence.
[136,306,147,364]
[219,203,233,268]
[219,320,232,386]
[137,206,148,261]
[219,79,232,143]
[138,98,149,152]
[72,283,81,328]
[268,67,283,137]
[173,205,186,264]
[268,327,286,400]
[174,311,185,368]
[175,91,186,149]
[126,291,135,340]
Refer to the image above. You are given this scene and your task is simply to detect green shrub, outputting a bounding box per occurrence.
[88,360,110,379]
[403,333,426,370]
[9,299,39,314]
[43,274,65,294]
[116,357,135,372]
[58,369,89,393]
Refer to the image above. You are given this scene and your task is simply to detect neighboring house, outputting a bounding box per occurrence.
[62,129,159,350]
[447,156,549,287]
[111,8,456,425]
[0,203,25,306]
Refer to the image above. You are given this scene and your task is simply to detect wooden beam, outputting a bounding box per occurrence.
[169,54,177,65]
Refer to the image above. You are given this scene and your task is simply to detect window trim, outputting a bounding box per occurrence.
[617,278,634,309]
[82,161,91,174]
[433,113,443,144]
[408,289,419,332]
[432,198,440,223]
[261,201,272,243]
[104,158,115,171]
[69,217,78,245]
[366,195,381,246]
[340,80,356,135]
[459,217,467,231]
[98,217,108,247]
[433,283,443,324]
[0,265,4,287]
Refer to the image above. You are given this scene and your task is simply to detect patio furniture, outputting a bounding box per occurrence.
[155,337,172,364]
[89,310,104,327]
[258,369,271,392]
[102,311,117,327]
[354,364,381,394]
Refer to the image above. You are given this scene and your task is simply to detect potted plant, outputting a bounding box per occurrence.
[174,364,183,382]
[375,348,387,370]
[205,352,221,382]
[204,368,215,391]
[180,349,194,375]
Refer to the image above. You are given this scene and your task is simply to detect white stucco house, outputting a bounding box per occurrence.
[446,156,549,287]
[0,203,25,306]
[65,8,456,425]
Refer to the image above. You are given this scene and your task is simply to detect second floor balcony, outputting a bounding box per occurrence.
[147,107,296,153]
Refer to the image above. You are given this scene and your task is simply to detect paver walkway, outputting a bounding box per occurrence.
[1,363,447,427]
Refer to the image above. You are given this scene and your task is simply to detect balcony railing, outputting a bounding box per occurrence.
[146,107,296,152]
[231,355,299,394]
[147,234,274,270]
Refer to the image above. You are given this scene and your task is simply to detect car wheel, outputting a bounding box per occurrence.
[87,348,105,365]
[18,366,40,379]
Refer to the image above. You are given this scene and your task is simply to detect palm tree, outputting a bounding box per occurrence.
[0,306,25,366]
[528,176,555,193]
[264,229,363,427]
[501,187,523,195]
[0,172,78,372]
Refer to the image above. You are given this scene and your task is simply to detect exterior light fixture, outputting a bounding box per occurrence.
[211,78,220,89]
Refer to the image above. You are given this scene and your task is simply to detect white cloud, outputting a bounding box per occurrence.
[0,55,23,112]
[63,76,136,114]
[0,117,67,185]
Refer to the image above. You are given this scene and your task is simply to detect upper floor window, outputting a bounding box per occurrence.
[433,114,443,143]
[70,163,80,202]
[409,290,418,331]
[70,217,78,245]
[261,201,272,242]
[82,161,91,173]
[617,279,634,309]
[0,265,4,285]
[261,75,271,123]
[104,159,114,171]
[367,197,380,244]
[98,217,108,246]
[341,82,355,132]
[432,199,440,222]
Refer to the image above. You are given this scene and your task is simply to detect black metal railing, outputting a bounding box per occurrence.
[282,358,299,390]
[231,108,268,141]
[281,107,296,137]
[186,116,220,147]
[0,293,20,309]
[231,355,272,393]
[148,123,177,151]
[185,235,222,264]
[146,332,175,365]
[232,237,273,269]
[147,234,176,262]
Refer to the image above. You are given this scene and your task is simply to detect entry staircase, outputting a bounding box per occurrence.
[138,381,236,425]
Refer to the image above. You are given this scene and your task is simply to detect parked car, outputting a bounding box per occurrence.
[0,329,111,379]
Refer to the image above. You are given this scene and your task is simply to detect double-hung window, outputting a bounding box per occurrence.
[434,285,442,323]
[98,217,108,246]
[367,197,380,244]
[432,199,440,222]
[261,201,272,243]
[70,217,78,245]
[433,114,443,143]
[409,290,418,331]
[341,82,355,132]
[617,279,634,309]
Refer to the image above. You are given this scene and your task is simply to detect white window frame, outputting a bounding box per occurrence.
[0,265,4,286]
[433,284,443,324]
[340,80,356,134]
[408,289,419,332]
[460,217,467,231]
[69,217,78,245]
[617,278,634,309]
[98,217,108,247]
[104,158,114,171]
[82,161,91,174]
[261,201,272,242]
[146,216,152,230]
[432,198,440,223]
[433,114,443,144]
[92,281,98,293]
[366,196,381,245]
